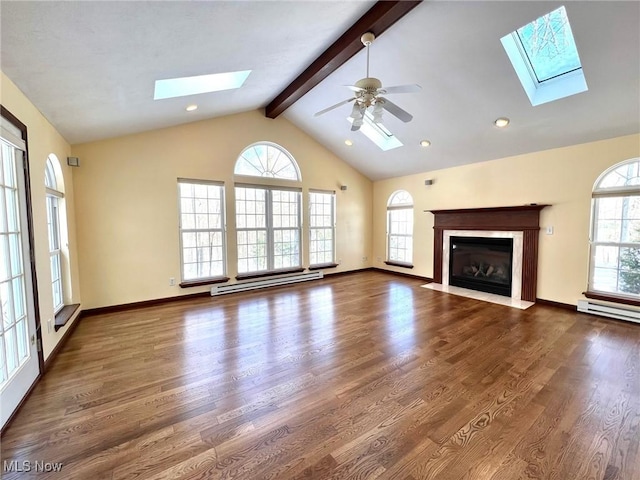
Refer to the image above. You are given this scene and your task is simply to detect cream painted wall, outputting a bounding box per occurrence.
[373,134,640,306]
[1,71,82,360]
[71,110,373,309]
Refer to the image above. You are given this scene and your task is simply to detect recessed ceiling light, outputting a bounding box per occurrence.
[185,104,198,112]
[420,140,431,147]
[494,117,510,128]
[154,70,251,100]
[344,139,353,146]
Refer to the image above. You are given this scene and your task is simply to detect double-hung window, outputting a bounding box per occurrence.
[233,142,303,276]
[386,190,414,266]
[588,159,640,300]
[45,158,64,312]
[178,179,226,283]
[309,190,336,266]
[235,185,301,274]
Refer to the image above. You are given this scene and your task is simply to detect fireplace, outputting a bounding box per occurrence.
[428,205,549,302]
[449,236,513,297]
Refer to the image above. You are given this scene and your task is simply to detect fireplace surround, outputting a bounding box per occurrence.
[428,205,549,302]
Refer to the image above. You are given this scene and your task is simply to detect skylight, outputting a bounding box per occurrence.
[347,111,403,151]
[501,6,587,106]
[154,70,251,100]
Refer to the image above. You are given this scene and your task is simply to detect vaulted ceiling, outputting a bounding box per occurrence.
[2,1,638,180]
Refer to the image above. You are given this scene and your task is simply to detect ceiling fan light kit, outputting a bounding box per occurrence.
[314,32,421,137]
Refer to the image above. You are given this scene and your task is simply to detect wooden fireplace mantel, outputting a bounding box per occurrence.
[427,204,550,302]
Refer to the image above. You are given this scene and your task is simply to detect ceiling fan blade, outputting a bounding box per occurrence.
[379,97,413,123]
[345,85,366,92]
[314,98,355,117]
[380,84,422,94]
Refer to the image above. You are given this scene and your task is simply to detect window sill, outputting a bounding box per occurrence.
[583,291,640,307]
[308,263,338,271]
[236,267,304,281]
[54,303,80,332]
[180,277,229,288]
[384,261,414,269]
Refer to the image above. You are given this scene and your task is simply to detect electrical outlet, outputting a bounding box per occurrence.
[169,277,175,286]
[545,226,554,235]
[47,318,52,333]
[362,256,368,262]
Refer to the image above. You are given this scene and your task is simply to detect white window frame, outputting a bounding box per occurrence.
[178,179,227,283]
[235,184,302,275]
[234,142,301,181]
[386,190,414,266]
[45,158,64,313]
[588,159,640,300]
[309,190,336,266]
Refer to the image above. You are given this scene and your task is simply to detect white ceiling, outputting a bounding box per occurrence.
[0,1,375,141]
[2,1,639,181]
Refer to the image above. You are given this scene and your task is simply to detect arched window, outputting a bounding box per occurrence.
[233,143,302,275]
[234,142,301,181]
[387,190,414,266]
[45,155,65,312]
[589,158,640,300]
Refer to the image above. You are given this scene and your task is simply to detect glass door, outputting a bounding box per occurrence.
[0,130,39,429]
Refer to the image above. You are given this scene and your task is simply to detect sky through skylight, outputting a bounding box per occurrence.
[516,6,582,82]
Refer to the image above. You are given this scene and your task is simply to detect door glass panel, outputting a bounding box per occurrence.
[0,191,5,233]
[0,138,31,390]
[16,319,27,360]
[9,234,22,276]
[12,277,25,319]
[0,335,6,383]
[2,146,14,188]
[5,191,17,232]
[5,326,17,373]
[1,281,13,329]
[0,236,9,281]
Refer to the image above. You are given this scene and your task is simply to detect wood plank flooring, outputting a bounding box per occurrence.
[1,271,639,479]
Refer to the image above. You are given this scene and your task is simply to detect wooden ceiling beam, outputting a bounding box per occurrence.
[264,0,422,119]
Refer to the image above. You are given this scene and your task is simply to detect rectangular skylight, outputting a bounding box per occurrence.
[516,6,582,82]
[154,70,251,100]
[501,6,587,106]
[347,111,403,151]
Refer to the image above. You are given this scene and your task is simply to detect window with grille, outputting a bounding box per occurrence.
[235,185,301,274]
[234,142,301,181]
[45,157,64,313]
[309,190,335,266]
[233,142,302,276]
[387,190,414,265]
[589,159,640,299]
[178,179,226,282]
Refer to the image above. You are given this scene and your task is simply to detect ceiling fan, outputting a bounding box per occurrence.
[314,32,421,132]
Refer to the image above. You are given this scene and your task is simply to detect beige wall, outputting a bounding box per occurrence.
[72,110,373,309]
[373,134,640,306]
[1,71,82,360]
[5,61,638,327]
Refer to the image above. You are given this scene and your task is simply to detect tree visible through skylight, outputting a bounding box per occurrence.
[516,6,582,82]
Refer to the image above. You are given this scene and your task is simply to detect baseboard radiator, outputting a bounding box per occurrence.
[211,271,323,296]
[577,299,640,324]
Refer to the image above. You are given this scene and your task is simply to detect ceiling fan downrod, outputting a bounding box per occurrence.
[361,32,375,78]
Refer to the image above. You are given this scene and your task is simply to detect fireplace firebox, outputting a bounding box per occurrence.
[449,236,513,297]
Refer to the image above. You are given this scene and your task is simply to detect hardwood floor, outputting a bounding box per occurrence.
[2,271,639,479]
